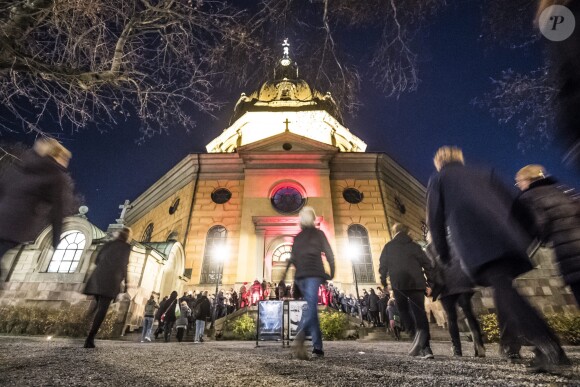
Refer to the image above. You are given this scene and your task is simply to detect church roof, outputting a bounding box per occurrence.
[142,241,179,260]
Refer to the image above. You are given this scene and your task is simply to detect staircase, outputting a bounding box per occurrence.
[358,323,455,342]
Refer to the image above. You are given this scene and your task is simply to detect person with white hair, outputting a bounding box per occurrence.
[284,206,335,359]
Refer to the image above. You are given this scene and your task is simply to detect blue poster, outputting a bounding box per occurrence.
[258,301,283,341]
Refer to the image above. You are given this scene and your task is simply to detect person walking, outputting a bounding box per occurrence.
[161,291,179,342]
[0,138,72,268]
[387,298,402,341]
[368,288,380,327]
[284,206,335,360]
[175,301,191,342]
[194,291,211,343]
[153,296,168,339]
[379,223,436,359]
[425,241,485,357]
[83,227,132,348]
[515,164,580,305]
[427,146,569,372]
[141,295,158,342]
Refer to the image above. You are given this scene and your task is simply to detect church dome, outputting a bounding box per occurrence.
[230,40,341,124]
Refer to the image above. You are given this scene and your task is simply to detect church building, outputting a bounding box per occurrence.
[1,41,575,333]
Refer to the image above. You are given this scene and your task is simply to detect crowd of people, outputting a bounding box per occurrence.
[0,135,577,374]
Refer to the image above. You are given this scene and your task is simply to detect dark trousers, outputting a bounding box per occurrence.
[86,296,113,343]
[163,320,175,342]
[176,327,185,342]
[393,289,430,344]
[476,261,564,362]
[440,292,484,352]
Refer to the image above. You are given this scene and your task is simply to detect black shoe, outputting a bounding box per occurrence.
[474,342,486,358]
[199,337,204,343]
[452,346,462,357]
[312,349,325,358]
[527,351,571,374]
[84,338,95,349]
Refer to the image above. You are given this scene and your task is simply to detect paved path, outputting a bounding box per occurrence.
[0,336,578,386]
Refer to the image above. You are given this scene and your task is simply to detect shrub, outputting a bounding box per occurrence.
[479,312,580,345]
[479,313,500,343]
[225,314,256,340]
[0,305,117,339]
[546,312,580,345]
[319,310,348,340]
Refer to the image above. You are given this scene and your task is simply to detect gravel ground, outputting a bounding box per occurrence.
[0,336,578,386]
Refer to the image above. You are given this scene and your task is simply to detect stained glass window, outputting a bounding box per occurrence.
[271,186,305,214]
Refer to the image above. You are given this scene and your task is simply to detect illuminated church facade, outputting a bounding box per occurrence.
[124,40,428,296]
[2,42,574,333]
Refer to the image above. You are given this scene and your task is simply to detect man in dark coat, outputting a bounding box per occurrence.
[160,291,179,342]
[515,164,580,305]
[0,138,72,267]
[194,291,211,343]
[379,223,435,359]
[83,227,132,348]
[284,206,335,359]
[427,146,569,372]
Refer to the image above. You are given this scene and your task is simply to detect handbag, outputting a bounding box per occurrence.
[175,302,181,318]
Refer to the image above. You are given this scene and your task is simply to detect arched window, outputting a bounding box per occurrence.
[141,223,154,243]
[272,244,292,262]
[347,225,375,283]
[47,231,86,273]
[200,226,227,284]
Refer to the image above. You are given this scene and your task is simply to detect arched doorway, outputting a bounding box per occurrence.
[155,242,185,298]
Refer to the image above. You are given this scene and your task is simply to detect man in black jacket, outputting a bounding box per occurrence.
[379,223,435,359]
[285,206,335,359]
[194,291,211,343]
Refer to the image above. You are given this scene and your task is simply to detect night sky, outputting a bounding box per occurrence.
[3,2,580,230]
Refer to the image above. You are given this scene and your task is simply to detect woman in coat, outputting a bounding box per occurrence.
[0,138,72,266]
[83,227,132,348]
[175,301,191,342]
[515,165,580,305]
[427,146,568,372]
[368,288,380,327]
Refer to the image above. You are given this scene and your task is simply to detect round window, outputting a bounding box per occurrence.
[271,186,305,214]
[343,188,364,204]
[169,198,180,215]
[211,188,232,204]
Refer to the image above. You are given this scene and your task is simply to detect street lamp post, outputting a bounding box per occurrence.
[211,244,228,332]
[347,244,364,325]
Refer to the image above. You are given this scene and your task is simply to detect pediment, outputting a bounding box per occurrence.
[237,132,338,154]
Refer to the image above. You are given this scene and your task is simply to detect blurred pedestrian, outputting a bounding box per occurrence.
[537,0,580,169]
[0,138,72,268]
[153,295,168,339]
[379,223,436,359]
[427,146,569,372]
[83,227,132,348]
[368,288,380,327]
[425,239,485,358]
[515,164,580,305]
[194,291,211,343]
[141,295,158,342]
[284,206,335,359]
[161,291,178,342]
[387,298,402,341]
[175,301,191,342]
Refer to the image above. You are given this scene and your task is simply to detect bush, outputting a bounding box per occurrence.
[224,314,256,340]
[479,312,580,345]
[479,313,500,343]
[0,305,117,338]
[546,312,580,345]
[319,310,348,341]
